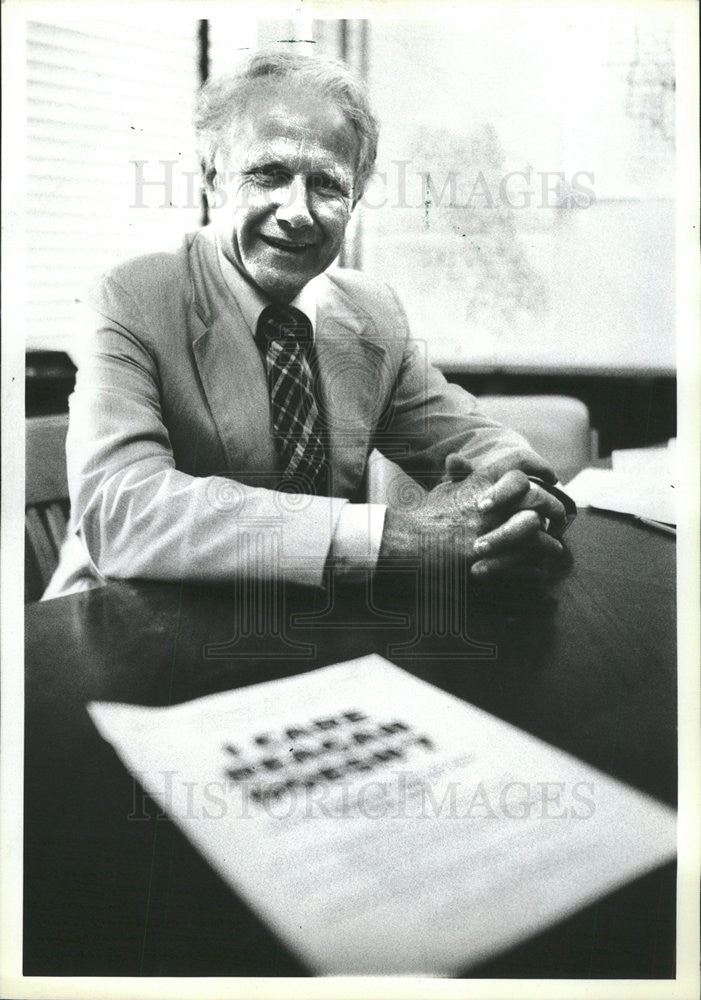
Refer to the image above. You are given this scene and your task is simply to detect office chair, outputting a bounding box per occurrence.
[367,395,595,504]
[25,414,70,602]
[478,395,595,486]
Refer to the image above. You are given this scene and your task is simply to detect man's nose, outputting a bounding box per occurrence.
[275,176,314,229]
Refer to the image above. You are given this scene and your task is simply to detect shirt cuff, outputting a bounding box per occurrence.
[329,503,387,577]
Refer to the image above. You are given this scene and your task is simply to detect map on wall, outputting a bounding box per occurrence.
[361,10,676,374]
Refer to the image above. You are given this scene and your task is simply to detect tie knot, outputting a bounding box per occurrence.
[256,304,313,349]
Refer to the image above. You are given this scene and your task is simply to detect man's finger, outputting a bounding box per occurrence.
[476,469,531,512]
[472,509,540,558]
[477,477,567,536]
[471,530,564,578]
[529,530,566,561]
[475,450,557,486]
[444,452,474,482]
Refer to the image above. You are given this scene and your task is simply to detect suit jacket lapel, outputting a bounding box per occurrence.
[187,229,277,474]
[314,276,389,495]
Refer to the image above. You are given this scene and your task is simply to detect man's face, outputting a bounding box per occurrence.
[211,81,360,302]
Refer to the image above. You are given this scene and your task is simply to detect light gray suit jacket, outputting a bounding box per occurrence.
[46,225,539,598]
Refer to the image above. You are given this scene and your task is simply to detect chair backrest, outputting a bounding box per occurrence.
[477,395,593,486]
[367,394,594,504]
[25,414,70,602]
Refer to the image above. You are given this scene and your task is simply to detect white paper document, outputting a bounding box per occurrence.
[89,656,676,975]
[611,440,676,479]
[565,466,676,525]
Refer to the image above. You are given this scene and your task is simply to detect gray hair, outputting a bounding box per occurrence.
[194,48,379,201]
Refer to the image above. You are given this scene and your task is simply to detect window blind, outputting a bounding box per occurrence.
[26,18,201,353]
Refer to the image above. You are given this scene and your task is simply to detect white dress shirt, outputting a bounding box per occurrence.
[216,239,387,576]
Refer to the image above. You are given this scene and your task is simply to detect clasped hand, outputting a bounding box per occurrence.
[379,453,567,581]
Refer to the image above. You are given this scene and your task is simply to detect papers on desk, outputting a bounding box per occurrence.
[88,656,676,976]
[566,440,676,529]
[611,439,676,479]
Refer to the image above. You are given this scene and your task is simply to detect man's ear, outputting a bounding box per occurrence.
[202,161,217,195]
[203,162,226,211]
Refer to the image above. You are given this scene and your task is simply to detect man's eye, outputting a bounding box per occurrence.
[310,175,344,196]
[253,169,289,186]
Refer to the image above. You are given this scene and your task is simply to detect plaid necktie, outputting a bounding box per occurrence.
[256,303,328,494]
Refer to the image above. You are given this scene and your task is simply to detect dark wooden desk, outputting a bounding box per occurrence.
[24,510,676,978]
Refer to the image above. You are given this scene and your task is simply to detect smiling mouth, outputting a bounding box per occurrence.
[260,235,315,254]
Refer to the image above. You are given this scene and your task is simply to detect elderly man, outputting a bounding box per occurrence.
[46,49,567,599]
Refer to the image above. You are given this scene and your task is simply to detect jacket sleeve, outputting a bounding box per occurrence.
[375,285,555,488]
[66,276,348,588]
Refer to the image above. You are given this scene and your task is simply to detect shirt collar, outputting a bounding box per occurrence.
[215,235,319,337]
